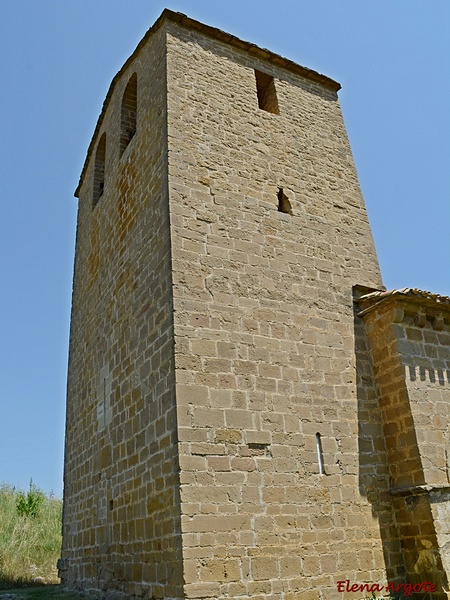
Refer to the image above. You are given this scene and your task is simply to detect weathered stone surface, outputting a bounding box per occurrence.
[356,288,450,597]
[60,8,450,600]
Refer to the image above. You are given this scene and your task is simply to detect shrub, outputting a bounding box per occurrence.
[0,483,62,588]
[16,482,44,519]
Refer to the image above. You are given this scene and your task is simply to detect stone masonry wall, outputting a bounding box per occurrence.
[358,304,425,491]
[395,302,450,593]
[353,303,405,584]
[166,23,387,600]
[402,311,450,587]
[400,308,450,487]
[359,293,450,597]
[61,26,184,599]
[61,12,449,600]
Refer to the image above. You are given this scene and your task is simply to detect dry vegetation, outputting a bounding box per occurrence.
[0,484,61,589]
[0,485,99,598]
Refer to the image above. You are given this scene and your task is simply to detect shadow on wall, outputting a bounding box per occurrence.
[354,296,450,599]
[406,364,450,386]
[353,306,405,585]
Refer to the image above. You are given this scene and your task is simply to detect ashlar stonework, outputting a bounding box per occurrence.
[59,9,450,600]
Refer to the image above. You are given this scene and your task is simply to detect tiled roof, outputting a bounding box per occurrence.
[359,288,450,304]
[356,287,450,316]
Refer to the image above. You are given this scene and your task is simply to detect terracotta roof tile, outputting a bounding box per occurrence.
[359,288,450,304]
[356,287,450,317]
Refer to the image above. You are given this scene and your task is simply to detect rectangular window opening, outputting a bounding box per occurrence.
[278,187,292,215]
[255,70,280,114]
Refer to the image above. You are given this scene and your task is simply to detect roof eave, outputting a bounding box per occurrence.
[356,288,450,318]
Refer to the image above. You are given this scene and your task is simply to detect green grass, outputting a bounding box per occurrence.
[0,484,62,590]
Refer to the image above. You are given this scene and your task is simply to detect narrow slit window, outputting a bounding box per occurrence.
[277,188,292,214]
[255,70,279,114]
[120,73,137,156]
[316,432,325,475]
[93,132,106,208]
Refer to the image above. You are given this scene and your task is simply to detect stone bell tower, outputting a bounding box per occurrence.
[59,9,450,600]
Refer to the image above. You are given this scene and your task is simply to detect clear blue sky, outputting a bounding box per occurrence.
[0,1,449,497]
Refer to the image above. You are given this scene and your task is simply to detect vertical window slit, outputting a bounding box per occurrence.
[255,69,279,114]
[316,432,325,475]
